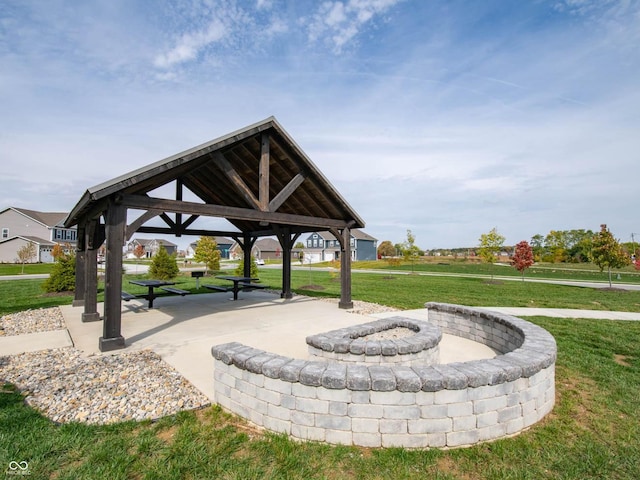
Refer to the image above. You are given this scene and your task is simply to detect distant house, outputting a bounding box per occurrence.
[126,238,178,258]
[187,237,234,259]
[230,237,283,261]
[0,207,77,263]
[302,230,377,263]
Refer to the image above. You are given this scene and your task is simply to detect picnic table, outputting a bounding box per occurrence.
[125,279,189,308]
[204,275,266,300]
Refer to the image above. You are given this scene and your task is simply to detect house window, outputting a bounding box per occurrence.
[313,239,318,247]
[350,238,355,247]
[1,228,8,239]
[307,240,312,248]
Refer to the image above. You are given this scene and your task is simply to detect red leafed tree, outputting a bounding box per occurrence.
[512,240,534,281]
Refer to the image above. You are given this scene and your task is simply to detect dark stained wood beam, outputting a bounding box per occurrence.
[260,133,270,211]
[269,173,305,212]
[214,152,261,210]
[120,194,351,229]
[126,210,160,240]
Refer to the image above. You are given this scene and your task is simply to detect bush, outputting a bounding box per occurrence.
[42,254,76,293]
[234,255,259,278]
[148,246,179,280]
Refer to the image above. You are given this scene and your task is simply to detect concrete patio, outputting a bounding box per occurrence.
[59,291,496,401]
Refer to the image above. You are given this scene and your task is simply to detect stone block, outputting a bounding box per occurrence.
[348,403,383,419]
[434,388,470,404]
[453,415,477,432]
[291,424,325,442]
[291,383,318,399]
[280,359,308,383]
[408,418,452,434]
[433,364,468,390]
[370,390,415,406]
[299,362,327,387]
[474,395,507,414]
[346,364,371,390]
[321,362,347,389]
[352,417,379,433]
[391,366,422,392]
[420,404,448,419]
[379,419,407,434]
[447,401,473,417]
[317,387,351,402]
[352,432,382,447]
[256,387,281,406]
[263,376,292,395]
[368,365,396,391]
[263,416,291,434]
[476,411,499,428]
[261,356,293,379]
[268,403,292,421]
[383,405,420,420]
[245,353,277,374]
[447,429,480,447]
[325,429,353,445]
[316,414,351,431]
[329,401,348,416]
[291,410,315,426]
[296,397,329,414]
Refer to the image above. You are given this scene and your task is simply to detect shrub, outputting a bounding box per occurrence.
[148,245,179,280]
[42,254,76,293]
[234,255,259,278]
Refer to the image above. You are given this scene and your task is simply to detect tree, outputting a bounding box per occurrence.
[544,230,568,263]
[148,245,179,280]
[590,224,630,287]
[51,243,66,260]
[16,241,37,274]
[478,227,505,279]
[377,240,395,258]
[512,240,534,281]
[402,230,421,273]
[43,253,76,293]
[530,234,545,262]
[193,236,221,274]
[133,243,145,260]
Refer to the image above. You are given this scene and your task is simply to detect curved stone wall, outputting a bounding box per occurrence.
[211,302,556,448]
[306,317,442,366]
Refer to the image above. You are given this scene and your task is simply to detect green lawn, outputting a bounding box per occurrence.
[349,259,640,284]
[1,269,639,478]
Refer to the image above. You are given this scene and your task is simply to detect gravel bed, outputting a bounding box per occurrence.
[316,297,401,316]
[0,348,210,424]
[0,307,65,336]
[361,327,416,340]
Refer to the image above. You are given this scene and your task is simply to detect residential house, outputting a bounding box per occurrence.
[126,238,178,258]
[0,207,77,263]
[230,237,284,261]
[302,230,377,263]
[187,237,234,259]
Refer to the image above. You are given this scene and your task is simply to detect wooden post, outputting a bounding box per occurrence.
[259,133,269,211]
[276,228,299,299]
[339,227,353,309]
[100,200,126,351]
[82,219,101,322]
[242,234,256,278]
[72,222,86,307]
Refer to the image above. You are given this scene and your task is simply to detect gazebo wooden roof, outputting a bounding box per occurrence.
[65,117,365,352]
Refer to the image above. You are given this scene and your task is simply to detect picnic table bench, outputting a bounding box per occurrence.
[209,276,266,300]
[124,280,190,308]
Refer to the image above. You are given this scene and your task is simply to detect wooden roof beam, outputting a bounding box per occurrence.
[119,194,350,229]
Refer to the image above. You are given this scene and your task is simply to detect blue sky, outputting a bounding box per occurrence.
[1,0,638,249]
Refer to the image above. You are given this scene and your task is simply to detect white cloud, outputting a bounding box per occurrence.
[154,18,227,68]
[306,0,401,52]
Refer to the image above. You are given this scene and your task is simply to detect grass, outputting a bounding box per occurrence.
[2,264,640,478]
[1,317,639,479]
[349,259,640,284]
[2,266,640,316]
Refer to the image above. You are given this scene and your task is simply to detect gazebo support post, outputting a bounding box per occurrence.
[242,234,256,278]
[100,200,126,351]
[338,226,353,309]
[82,219,101,322]
[275,227,299,299]
[73,222,86,307]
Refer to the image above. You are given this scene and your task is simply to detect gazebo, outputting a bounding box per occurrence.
[64,117,365,352]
